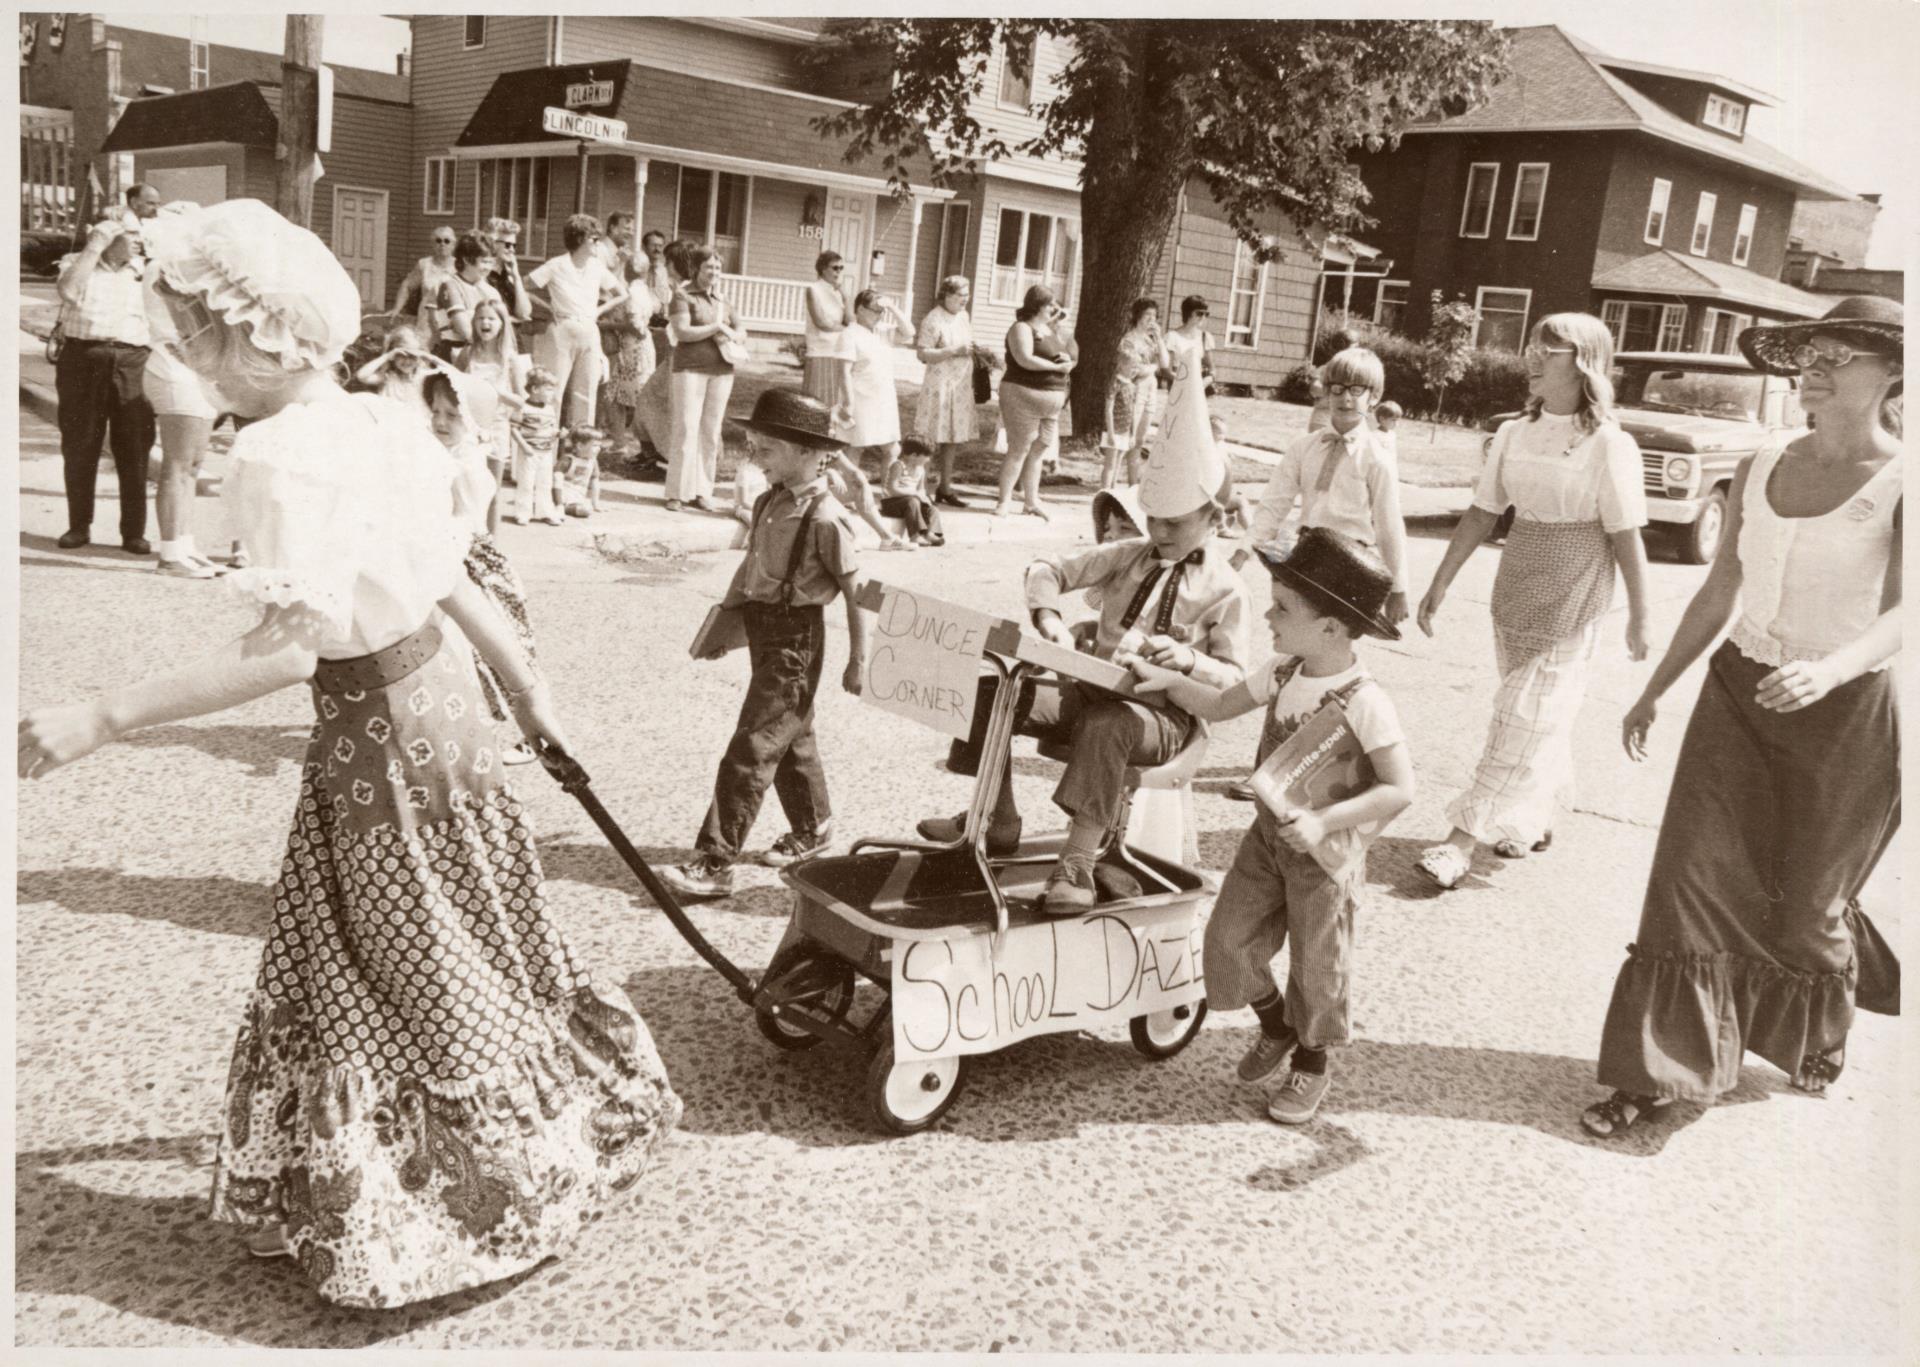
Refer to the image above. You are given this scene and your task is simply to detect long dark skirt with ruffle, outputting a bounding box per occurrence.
[1596,641,1900,1103]
[207,631,681,1308]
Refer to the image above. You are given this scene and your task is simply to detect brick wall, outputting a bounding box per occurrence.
[1598,136,1796,279]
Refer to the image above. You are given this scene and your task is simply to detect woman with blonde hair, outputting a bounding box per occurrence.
[1413,312,1651,889]
[913,273,985,505]
[1582,297,1903,1138]
[458,294,529,508]
[17,198,680,1307]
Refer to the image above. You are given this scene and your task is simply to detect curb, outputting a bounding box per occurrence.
[21,380,58,426]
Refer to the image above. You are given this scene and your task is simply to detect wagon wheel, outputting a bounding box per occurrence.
[753,945,856,1053]
[1129,999,1209,1060]
[863,1022,968,1135]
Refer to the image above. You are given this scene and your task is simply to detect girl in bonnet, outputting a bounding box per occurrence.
[17,198,681,1309]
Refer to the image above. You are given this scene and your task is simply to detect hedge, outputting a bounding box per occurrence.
[1311,311,1532,424]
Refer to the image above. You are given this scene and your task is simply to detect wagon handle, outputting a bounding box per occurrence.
[536,740,759,1003]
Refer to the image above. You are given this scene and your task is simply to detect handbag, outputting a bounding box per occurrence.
[717,335,751,368]
[971,351,993,404]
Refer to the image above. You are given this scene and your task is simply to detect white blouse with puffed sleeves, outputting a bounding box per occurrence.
[221,391,471,658]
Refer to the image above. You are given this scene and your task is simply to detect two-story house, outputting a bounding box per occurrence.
[1346,25,1856,355]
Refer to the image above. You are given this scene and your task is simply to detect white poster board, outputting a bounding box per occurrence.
[862,583,994,739]
[889,901,1207,1061]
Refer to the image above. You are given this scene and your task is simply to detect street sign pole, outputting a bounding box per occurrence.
[540,104,628,217]
[575,139,589,213]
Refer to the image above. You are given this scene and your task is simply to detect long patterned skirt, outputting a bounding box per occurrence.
[465,532,537,724]
[207,625,681,1308]
[1595,642,1900,1103]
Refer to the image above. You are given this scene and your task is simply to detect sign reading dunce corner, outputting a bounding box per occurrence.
[542,107,627,144]
[565,79,614,108]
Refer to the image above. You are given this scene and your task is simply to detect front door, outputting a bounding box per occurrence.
[823,188,869,296]
[331,185,388,310]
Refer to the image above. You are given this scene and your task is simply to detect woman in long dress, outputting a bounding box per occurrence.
[1413,312,1651,890]
[17,199,681,1308]
[1581,297,1903,1137]
[912,274,981,506]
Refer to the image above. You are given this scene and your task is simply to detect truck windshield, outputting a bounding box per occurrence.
[1616,366,1769,422]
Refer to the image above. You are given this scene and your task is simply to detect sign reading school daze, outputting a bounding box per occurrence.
[890,902,1206,1061]
[862,584,994,740]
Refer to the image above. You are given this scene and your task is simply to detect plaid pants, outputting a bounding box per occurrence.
[1447,618,1602,846]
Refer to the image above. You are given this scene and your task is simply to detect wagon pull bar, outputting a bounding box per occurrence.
[536,741,759,1003]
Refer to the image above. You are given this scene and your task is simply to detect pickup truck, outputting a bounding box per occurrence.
[1484,351,1804,564]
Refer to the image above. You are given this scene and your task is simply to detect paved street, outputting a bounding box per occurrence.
[12,389,1906,1354]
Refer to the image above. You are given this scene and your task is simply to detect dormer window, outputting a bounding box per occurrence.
[1704,93,1746,136]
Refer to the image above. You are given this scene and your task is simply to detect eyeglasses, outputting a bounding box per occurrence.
[1324,383,1372,398]
[432,236,455,246]
[1788,340,1866,371]
[1523,344,1575,363]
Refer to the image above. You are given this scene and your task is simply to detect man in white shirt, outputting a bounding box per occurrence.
[55,217,155,553]
[392,225,459,320]
[527,213,624,426]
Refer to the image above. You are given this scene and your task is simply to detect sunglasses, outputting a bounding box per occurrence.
[1523,344,1575,363]
[1788,340,1873,371]
[433,237,455,247]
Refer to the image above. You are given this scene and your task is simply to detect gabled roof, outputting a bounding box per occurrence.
[101,81,278,151]
[1587,54,1776,107]
[1592,249,1830,317]
[1410,25,1850,200]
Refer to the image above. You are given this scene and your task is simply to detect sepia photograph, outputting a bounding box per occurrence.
[11,2,1914,1357]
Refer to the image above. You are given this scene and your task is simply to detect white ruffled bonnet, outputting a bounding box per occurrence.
[140,197,364,371]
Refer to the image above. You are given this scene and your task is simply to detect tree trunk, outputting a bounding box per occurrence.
[1066,34,1193,440]
[275,16,323,227]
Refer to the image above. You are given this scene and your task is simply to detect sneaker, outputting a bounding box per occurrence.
[1236,1028,1298,1083]
[1225,778,1258,803]
[1267,1068,1332,1125]
[658,856,736,900]
[916,812,1022,856]
[156,556,220,579]
[763,825,833,868]
[1039,859,1097,915]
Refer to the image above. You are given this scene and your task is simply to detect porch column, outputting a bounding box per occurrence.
[632,154,648,235]
[901,194,925,325]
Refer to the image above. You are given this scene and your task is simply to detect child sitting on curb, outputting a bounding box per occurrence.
[878,439,946,546]
[659,389,868,900]
[558,424,605,518]
[1131,527,1415,1124]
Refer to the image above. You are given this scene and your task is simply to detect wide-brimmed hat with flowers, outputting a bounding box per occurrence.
[1738,295,1903,376]
[140,197,364,372]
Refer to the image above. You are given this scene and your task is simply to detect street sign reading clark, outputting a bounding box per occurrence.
[565,79,614,108]
[542,106,627,144]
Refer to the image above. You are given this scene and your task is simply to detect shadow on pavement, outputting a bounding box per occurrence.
[119,722,312,778]
[16,866,271,939]
[14,1134,536,1348]
[538,838,803,922]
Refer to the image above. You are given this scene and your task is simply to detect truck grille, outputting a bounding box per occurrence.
[1641,451,1666,490]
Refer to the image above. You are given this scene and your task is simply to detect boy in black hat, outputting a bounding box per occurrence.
[1131,527,1416,1124]
[660,389,868,899]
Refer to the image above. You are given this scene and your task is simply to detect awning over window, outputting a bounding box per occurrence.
[1593,249,1828,318]
[101,81,278,152]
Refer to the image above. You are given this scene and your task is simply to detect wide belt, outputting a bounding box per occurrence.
[314,622,443,694]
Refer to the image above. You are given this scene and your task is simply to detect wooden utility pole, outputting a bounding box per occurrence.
[275,15,324,227]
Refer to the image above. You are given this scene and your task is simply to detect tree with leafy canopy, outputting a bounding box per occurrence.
[810,19,1509,436]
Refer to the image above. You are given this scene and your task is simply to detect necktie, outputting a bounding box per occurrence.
[1119,548,1207,636]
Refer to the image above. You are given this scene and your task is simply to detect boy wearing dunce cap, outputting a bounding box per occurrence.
[1131,528,1415,1124]
[917,359,1252,912]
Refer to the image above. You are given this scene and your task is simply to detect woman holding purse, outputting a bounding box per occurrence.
[912,274,986,507]
[664,244,749,512]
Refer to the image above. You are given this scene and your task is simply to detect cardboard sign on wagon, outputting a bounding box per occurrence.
[889,902,1206,1061]
[859,582,996,739]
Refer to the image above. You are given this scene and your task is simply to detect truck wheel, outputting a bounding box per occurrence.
[1680,486,1728,565]
[1130,1000,1209,1059]
[864,1036,968,1135]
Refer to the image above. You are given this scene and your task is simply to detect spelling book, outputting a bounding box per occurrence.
[1248,692,1380,879]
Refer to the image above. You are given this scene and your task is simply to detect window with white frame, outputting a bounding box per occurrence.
[1473,286,1531,351]
[1601,299,1687,352]
[1507,163,1549,240]
[1691,191,1716,256]
[998,36,1035,110]
[463,17,487,50]
[189,40,209,90]
[1459,162,1499,238]
[474,156,550,257]
[423,156,455,215]
[1225,240,1267,347]
[991,207,1079,307]
[1375,279,1410,333]
[675,167,751,274]
[1731,203,1757,267]
[1644,177,1671,245]
[1702,307,1752,355]
[1703,94,1745,135]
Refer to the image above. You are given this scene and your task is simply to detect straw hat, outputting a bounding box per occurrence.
[1255,527,1401,641]
[741,388,847,451]
[1738,296,1903,377]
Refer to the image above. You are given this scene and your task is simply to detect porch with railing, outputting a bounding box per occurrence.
[720,271,808,335]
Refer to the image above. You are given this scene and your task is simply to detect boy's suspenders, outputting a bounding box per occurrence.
[746,489,823,608]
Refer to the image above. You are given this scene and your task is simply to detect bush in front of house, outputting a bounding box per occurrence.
[1306,310,1531,424]
[1279,362,1318,406]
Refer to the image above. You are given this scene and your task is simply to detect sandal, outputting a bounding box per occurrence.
[1791,1041,1846,1094]
[1416,844,1470,890]
[1580,1090,1672,1138]
[1494,830,1553,859]
[246,1225,292,1259]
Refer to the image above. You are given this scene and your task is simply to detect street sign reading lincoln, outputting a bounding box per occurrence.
[542,106,627,144]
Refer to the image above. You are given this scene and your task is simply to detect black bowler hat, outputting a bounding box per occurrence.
[1255,527,1400,641]
[1739,295,1904,376]
[740,387,847,451]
